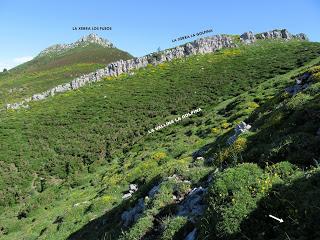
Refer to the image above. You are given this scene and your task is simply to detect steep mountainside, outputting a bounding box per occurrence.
[0,31,320,240]
[0,34,133,106]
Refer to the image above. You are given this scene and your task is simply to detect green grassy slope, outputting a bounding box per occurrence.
[0,43,133,106]
[0,40,320,239]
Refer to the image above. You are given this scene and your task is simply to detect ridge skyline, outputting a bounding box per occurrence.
[1,0,319,71]
[4,28,309,110]
[37,33,115,57]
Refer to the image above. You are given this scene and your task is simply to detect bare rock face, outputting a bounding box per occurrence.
[121,198,145,226]
[227,121,251,145]
[76,33,113,47]
[294,33,308,41]
[122,184,139,199]
[255,29,308,41]
[102,34,235,78]
[185,228,197,240]
[240,31,256,44]
[38,33,113,57]
[285,72,313,95]
[256,29,292,40]
[177,187,207,221]
[241,29,308,42]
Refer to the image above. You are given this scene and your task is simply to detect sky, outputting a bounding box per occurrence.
[0,0,319,70]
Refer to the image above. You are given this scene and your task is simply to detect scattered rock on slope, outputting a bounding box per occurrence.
[227,121,251,145]
[177,187,207,221]
[122,184,139,199]
[121,198,145,227]
[285,72,313,95]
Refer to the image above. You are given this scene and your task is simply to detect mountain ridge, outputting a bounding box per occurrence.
[5,29,309,110]
[37,33,114,57]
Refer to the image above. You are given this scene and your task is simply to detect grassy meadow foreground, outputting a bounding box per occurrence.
[0,39,320,239]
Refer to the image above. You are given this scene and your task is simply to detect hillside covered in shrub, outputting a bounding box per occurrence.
[0,38,320,239]
[0,36,133,107]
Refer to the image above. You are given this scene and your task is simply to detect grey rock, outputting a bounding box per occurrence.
[192,145,211,159]
[6,102,29,110]
[148,184,160,198]
[122,192,133,199]
[121,198,145,226]
[280,29,293,39]
[177,187,207,221]
[285,72,313,95]
[167,174,180,180]
[235,121,252,134]
[129,184,138,192]
[227,121,251,145]
[38,33,113,57]
[285,83,310,95]
[299,72,312,82]
[240,31,256,44]
[207,175,213,183]
[255,29,308,41]
[32,92,48,101]
[122,184,139,198]
[77,33,113,47]
[185,228,197,240]
[294,33,309,41]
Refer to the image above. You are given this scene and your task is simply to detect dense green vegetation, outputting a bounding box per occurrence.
[0,43,132,106]
[0,39,320,239]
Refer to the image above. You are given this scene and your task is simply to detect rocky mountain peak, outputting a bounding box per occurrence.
[76,33,113,47]
[38,33,114,57]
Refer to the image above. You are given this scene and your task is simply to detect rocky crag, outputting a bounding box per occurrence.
[5,29,308,110]
[37,33,114,57]
[240,29,308,44]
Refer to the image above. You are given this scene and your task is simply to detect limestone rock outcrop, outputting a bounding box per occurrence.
[285,72,313,95]
[240,31,256,44]
[177,187,207,221]
[240,29,308,43]
[38,33,113,57]
[121,198,145,227]
[122,184,139,199]
[227,121,251,145]
[255,29,308,41]
[185,228,197,240]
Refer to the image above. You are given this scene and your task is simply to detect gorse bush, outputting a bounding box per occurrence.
[200,162,312,239]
